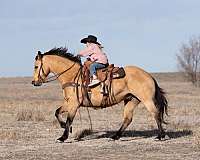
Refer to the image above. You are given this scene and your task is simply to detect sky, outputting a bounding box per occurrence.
[0,0,200,77]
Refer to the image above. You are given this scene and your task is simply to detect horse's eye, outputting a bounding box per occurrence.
[35,66,38,69]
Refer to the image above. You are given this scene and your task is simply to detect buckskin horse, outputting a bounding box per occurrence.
[32,47,168,142]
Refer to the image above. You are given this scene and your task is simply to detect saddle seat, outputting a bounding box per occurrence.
[96,64,122,82]
[83,60,125,86]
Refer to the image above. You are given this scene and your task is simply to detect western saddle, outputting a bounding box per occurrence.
[82,60,125,94]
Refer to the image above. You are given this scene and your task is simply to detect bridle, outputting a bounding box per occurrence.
[37,60,47,83]
[36,56,88,106]
[37,57,77,84]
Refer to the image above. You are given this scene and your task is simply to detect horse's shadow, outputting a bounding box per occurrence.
[76,129,192,141]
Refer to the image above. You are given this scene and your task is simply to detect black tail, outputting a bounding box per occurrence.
[153,78,168,124]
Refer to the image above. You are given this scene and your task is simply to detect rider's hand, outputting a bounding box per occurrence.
[87,57,91,61]
[76,54,81,59]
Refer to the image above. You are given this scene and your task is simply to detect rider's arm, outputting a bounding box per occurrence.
[78,45,94,57]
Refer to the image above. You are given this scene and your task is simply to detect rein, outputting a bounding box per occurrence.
[38,57,85,104]
[38,57,94,107]
[38,59,84,105]
[39,60,77,83]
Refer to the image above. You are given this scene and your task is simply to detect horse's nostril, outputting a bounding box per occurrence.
[31,81,35,84]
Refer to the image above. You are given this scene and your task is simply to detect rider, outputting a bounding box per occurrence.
[78,35,108,87]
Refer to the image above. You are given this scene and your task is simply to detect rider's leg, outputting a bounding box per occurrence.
[89,63,106,86]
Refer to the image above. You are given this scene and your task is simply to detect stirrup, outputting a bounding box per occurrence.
[88,79,100,87]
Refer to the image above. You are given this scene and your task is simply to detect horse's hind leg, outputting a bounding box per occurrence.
[111,98,140,140]
[143,100,165,140]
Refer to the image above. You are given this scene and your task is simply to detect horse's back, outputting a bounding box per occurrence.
[124,65,154,82]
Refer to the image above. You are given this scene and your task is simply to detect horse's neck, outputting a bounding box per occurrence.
[45,56,81,85]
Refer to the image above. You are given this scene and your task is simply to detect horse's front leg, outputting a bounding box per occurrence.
[55,106,67,129]
[57,117,72,142]
[56,103,79,143]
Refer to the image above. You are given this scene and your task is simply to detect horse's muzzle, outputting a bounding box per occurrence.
[31,80,42,86]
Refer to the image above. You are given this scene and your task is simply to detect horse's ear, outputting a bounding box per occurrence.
[35,51,43,60]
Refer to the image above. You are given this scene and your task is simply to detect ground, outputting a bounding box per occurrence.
[0,73,200,160]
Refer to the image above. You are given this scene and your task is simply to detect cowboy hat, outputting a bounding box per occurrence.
[80,35,101,45]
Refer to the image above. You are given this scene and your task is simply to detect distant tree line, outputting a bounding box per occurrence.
[177,36,200,87]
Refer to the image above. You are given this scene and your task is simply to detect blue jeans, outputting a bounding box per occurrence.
[90,62,107,76]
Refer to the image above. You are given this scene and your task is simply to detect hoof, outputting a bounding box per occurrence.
[56,137,65,143]
[154,134,169,141]
[111,134,120,140]
[154,136,161,141]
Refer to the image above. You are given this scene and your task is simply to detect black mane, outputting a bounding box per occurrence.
[44,47,81,64]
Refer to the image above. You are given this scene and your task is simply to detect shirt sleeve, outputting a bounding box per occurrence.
[78,45,94,57]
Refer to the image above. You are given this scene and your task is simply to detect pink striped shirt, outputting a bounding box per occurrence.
[79,43,108,64]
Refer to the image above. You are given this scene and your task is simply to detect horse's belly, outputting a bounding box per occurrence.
[83,79,128,107]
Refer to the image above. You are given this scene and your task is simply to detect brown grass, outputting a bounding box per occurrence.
[52,119,60,128]
[0,74,200,159]
[74,128,93,140]
[192,128,200,150]
[0,129,19,140]
[16,107,46,122]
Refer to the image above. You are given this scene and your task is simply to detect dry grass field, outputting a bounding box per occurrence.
[0,73,200,160]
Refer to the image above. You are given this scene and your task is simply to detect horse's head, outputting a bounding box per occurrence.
[32,51,50,86]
